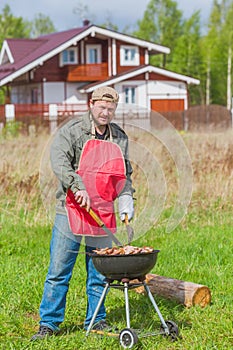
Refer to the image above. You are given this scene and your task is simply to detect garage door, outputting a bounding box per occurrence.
[151,99,184,112]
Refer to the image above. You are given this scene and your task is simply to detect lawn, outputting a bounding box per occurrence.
[0,129,232,349]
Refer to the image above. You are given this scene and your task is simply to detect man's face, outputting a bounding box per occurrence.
[90,100,117,127]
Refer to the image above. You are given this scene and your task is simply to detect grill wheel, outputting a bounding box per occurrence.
[119,328,139,348]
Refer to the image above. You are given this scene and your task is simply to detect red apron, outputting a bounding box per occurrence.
[66,139,126,236]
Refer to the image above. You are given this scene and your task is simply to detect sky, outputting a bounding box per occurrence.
[1,0,213,33]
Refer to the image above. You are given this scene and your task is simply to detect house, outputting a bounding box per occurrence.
[0,22,199,124]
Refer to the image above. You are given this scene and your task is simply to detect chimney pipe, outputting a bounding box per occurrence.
[83,19,90,26]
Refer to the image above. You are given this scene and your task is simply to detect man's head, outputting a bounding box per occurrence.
[90,87,119,130]
[91,86,119,104]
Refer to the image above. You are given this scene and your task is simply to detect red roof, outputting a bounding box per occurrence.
[0,24,174,87]
[0,25,90,82]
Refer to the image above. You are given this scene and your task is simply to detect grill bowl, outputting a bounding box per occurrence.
[92,249,160,280]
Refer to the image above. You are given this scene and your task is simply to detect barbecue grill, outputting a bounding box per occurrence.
[85,249,179,348]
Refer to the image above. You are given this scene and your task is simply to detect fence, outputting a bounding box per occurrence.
[0,103,232,134]
[0,103,88,133]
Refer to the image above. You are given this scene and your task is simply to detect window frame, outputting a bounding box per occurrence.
[123,85,137,104]
[86,44,102,64]
[60,47,78,66]
[120,45,139,66]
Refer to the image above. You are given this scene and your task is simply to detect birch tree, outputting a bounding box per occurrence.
[202,0,233,106]
[168,11,203,104]
[221,1,233,110]
[133,0,183,67]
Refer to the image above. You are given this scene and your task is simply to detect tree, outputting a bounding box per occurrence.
[168,11,204,104]
[133,0,183,67]
[220,1,233,110]
[201,0,233,106]
[0,4,30,44]
[168,12,200,73]
[0,5,31,103]
[0,5,56,43]
[29,13,56,37]
[0,5,56,103]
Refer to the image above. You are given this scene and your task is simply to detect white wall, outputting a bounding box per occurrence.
[43,82,88,104]
[11,79,187,107]
[11,81,88,104]
[65,83,88,103]
[116,80,187,110]
[43,82,65,103]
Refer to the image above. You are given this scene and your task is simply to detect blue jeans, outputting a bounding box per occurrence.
[39,214,112,331]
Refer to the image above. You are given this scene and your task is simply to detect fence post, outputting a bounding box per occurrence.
[5,104,15,122]
[49,104,58,133]
[183,110,189,131]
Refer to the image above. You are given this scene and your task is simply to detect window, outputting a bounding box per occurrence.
[31,88,39,104]
[120,46,139,66]
[86,44,101,63]
[123,86,136,104]
[60,48,78,65]
[89,48,98,63]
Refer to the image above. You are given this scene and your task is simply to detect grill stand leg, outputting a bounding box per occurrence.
[123,282,131,328]
[85,282,110,337]
[142,281,169,335]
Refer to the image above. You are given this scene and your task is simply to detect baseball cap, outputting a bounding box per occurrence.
[91,86,119,103]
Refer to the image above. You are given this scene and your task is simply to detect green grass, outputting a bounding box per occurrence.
[0,208,232,350]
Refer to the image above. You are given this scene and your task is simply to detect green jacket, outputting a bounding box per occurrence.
[50,112,134,214]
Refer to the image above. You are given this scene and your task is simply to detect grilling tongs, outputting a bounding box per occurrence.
[124,213,134,245]
[88,208,134,246]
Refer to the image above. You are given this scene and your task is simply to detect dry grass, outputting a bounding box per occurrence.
[185,130,233,206]
[1,128,232,350]
[128,127,233,214]
[0,128,233,225]
[0,131,50,224]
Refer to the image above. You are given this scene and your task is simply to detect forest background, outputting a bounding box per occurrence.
[0,0,233,110]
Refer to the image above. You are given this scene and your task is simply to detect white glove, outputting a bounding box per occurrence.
[118,194,134,221]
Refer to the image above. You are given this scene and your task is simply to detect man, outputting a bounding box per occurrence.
[31,86,134,340]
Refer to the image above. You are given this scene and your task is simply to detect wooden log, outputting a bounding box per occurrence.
[133,274,211,308]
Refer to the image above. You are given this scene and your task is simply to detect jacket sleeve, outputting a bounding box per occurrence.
[50,125,86,194]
